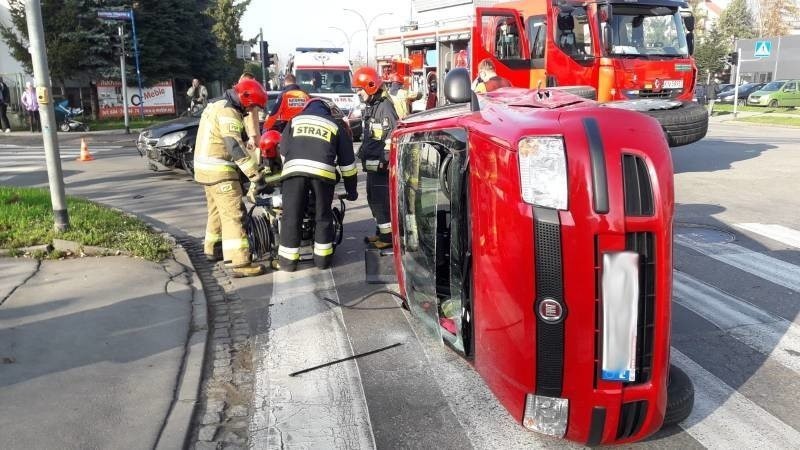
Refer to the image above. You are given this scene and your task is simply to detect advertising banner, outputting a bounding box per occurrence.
[97,80,175,118]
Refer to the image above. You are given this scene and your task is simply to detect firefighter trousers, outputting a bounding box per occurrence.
[203,181,251,267]
[278,176,335,271]
[367,170,392,243]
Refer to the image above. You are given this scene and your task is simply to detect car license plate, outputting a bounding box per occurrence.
[663,79,683,89]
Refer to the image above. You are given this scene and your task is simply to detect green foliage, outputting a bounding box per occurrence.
[694,27,728,79]
[0,185,172,261]
[718,0,756,42]
[0,1,114,86]
[757,0,800,37]
[208,0,251,85]
[0,0,248,86]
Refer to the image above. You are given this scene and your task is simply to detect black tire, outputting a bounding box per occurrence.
[60,122,70,132]
[642,101,708,147]
[663,364,694,427]
[551,85,597,100]
[769,99,778,108]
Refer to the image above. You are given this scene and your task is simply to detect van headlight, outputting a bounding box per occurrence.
[157,130,187,147]
[518,136,568,210]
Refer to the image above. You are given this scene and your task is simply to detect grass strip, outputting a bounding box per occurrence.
[0,185,172,261]
[736,116,800,127]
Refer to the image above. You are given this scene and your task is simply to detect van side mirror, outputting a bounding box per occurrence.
[444,68,472,105]
[683,15,695,32]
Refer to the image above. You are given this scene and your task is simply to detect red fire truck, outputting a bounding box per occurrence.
[388,69,694,445]
[472,0,707,147]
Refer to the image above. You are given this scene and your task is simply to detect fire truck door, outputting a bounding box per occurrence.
[472,7,531,89]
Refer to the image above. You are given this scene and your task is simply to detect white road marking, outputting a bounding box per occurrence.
[673,348,800,448]
[674,270,800,375]
[249,268,375,449]
[735,223,800,249]
[675,232,800,292]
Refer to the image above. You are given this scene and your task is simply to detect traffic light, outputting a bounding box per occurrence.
[261,41,271,66]
[729,51,738,66]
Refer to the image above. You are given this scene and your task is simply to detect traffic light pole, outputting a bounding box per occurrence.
[259,28,267,89]
[119,24,130,134]
[25,0,69,232]
[733,48,742,118]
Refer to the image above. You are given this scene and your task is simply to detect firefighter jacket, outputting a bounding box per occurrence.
[359,90,398,172]
[279,100,358,193]
[194,93,261,185]
[265,84,309,131]
[388,82,420,119]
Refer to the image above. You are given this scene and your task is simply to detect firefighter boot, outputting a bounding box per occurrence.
[205,242,223,262]
[229,263,266,278]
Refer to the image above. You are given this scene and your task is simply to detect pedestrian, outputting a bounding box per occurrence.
[21,81,40,132]
[707,77,719,115]
[426,76,437,110]
[353,66,398,249]
[0,77,12,133]
[387,73,420,119]
[187,78,208,112]
[265,74,309,132]
[276,97,358,271]
[194,78,271,278]
[472,58,512,93]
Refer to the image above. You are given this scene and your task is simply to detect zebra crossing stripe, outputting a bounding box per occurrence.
[675,232,800,293]
[673,348,800,447]
[249,268,375,449]
[674,270,800,375]
[735,223,800,249]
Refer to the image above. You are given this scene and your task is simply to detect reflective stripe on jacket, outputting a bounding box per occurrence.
[193,99,259,185]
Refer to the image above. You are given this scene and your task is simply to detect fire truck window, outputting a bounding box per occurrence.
[527,16,547,60]
[482,15,522,60]
[556,8,594,60]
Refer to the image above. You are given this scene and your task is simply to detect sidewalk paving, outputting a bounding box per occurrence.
[0,251,206,449]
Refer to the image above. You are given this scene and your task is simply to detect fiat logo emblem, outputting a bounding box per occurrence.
[538,298,564,323]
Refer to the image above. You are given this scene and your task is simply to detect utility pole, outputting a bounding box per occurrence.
[25,0,69,231]
[733,48,742,118]
[119,24,130,134]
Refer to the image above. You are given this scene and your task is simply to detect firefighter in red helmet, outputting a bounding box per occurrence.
[265,74,310,132]
[275,97,359,271]
[352,66,398,249]
[194,78,271,277]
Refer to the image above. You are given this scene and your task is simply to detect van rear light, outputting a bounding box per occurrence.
[523,394,569,437]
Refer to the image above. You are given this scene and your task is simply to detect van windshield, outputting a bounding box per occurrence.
[605,5,688,57]
[760,81,784,91]
[296,69,353,94]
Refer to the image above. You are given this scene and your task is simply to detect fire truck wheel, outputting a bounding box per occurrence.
[642,101,708,148]
[551,85,597,100]
[663,364,694,427]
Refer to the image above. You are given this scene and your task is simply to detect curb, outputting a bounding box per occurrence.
[156,242,209,450]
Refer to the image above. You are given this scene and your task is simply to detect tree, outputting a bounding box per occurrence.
[693,26,728,81]
[717,0,756,44]
[754,0,800,37]
[208,0,251,85]
[0,1,115,88]
[686,0,709,39]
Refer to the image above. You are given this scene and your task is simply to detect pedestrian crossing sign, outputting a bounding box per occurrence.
[754,40,772,58]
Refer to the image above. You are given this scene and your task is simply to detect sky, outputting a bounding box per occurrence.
[240,0,413,69]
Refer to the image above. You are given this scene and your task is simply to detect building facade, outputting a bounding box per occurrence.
[734,35,800,83]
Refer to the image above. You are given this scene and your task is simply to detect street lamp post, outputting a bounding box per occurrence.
[329,26,362,61]
[343,9,393,66]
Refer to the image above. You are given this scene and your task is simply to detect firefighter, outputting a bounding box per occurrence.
[265,74,310,132]
[194,78,271,277]
[387,72,420,119]
[353,66,398,249]
[238,72,262,155]
[276,98,358,271]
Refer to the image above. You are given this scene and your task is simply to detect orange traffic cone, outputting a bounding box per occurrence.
[77,138,94,162]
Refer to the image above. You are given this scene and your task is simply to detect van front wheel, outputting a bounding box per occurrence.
[769,99,779,108]
[663,364,694,427]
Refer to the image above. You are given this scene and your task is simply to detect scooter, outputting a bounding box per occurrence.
[56,100,89,132]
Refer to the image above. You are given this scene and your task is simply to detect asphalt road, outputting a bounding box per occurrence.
[2,121,799,448]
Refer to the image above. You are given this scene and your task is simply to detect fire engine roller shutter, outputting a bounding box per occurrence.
[533,207,565,397]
